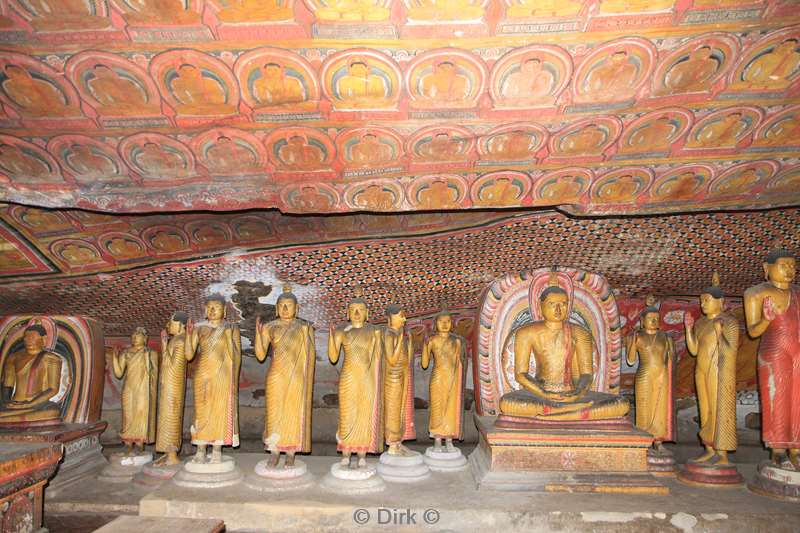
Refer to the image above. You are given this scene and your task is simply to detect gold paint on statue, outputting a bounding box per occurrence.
[422,311,465,452]
[499,278,629,420]
[684,273,738,464]
[113,327,158,455]
[383,306,414,456]
[255,284,315,468]
[153,313,189,466]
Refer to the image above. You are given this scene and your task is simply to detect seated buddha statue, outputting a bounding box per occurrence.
[499,283,629,421]
[316,0,390,21]
[0,323,67,426]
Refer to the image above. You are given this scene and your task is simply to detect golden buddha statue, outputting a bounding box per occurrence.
[683,273,738,464]
[624,117,676,153]
[316,0,391,22]
[506,0,582,18]
[185,295,241,464]
[65,145,117,179]
[217,0,293,22]
[418,61,469,105]
[626,298,674,451]
[254,285,316,468]
[113,327,158,455]
[27,0,111,31]
[499,277,630,420]
[585,51,638,101]
[0,323,66,426]
[499,57,555,106]
[407,0,485,21]
[742,39,800,90]
[422,311,465,452]
[350,134,392,166]
[153,312,189,467]
[383,305,415,456]
[664,47,719,94]
[335,60,389,108]
[328,288,384,468]
[87,65,149,114]
[253,63,305,107]
[1,65,71,118]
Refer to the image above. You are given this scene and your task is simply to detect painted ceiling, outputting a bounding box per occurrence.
[0,1,796,216]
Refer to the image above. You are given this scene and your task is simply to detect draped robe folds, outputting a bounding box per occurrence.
[336,324,383,453]
[694,315,739,451]
[383,328,415,444]
[627,331,674,442]
[118,348,158,444]
[758,285,800,449]
[263,319,315,453]
[0,349,63,422]
[428,334,466,440]
[192,322,240,447]
[156,334,187,453]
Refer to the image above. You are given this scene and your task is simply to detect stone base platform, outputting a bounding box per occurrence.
[173,455,243,489]
[471,415,665,493]
[98,452,152,483]
[0,421,107,498]
[243,459,314,492]
[377,451,431,483]
[647,448,677,477]
[135,454,800,532]
[749,461,800,502]
[678,460,744,488]
[134,460,183,487]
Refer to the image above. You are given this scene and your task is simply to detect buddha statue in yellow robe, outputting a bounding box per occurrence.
[217,0,293,22]
[113,327,158,455]
[383,306,415,456]
[0,323,66,426]
[422,311,466,452]
[254,285,315,468]
[407,0,485,21]
[316,0,390,21]
[185,295,241,464]
[153,312,189,467]
[683,273,738,465]
[328,289,384,469]
[499,284,630,421]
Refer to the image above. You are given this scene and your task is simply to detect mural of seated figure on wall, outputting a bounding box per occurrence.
[86,65,150,114]
[0,65,72,118]
[169,63,229,115]
[0,144,51,181]
[115,0,201,25]
[406,0,485,21]
[21,0,112,31]
[315,0,391,21]
[205,136,259,175]
[0,321,70,426]
[500,57,555,106]
[216,0,294,22]
[277,136,325,170]
[418,61,469,106]
[663,46,721,95]
[253,63,306,106]
[349,133,392,166]
[64,144,118,180]
[733,37,800,93]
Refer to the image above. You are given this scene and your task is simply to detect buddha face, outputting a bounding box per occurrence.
[765,256,796,284]
[436,62,456,78]
[349,62,368,78]
[131,330,147,347]
[263,63,282,79]
[348,302,368,324]
[205,300,225,321]
[388,310,406,329]
[435,314,452,334]
[276,296,298,320]
[541,292,569,323]
[642,311,660,332]
[776,40,798,57]
[178,64,200,80]
[691,47,713,61]
[23,330,44,356]
[521,58,542,75]
[167,319,184,336]
[700,293,723,316]
[93,65,115,79]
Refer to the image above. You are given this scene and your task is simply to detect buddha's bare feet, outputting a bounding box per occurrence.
[445,440,456,453]
[285,454,296,468]
[694,447,715,463]
[712,452,729,466]
[165,452,181,466]
[191,451,207,464]
[398,444,413,456]
[210,449,223,464]
[340,455,350,467]
[358,457,367,469]
[789,449,800,471]
[152,454,168,467]
[268,454,280,468]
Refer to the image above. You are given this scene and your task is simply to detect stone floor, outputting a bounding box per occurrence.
[44,444,800,533]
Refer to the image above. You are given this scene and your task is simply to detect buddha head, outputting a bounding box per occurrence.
[540,286,569,323]
[276,284,298,320]
[435,61,456,79]
[641,296,660,332]
[23,324,46,356]
[434,310,452,334]
[168,311,188,335]
[763,248,796,285]
[700,273,724,317]
[177,63,201,81]
[520,57,543,76]
[205,294,226,321]
[609,50,629,65]
[92,64,116,80]
[131,326,147,348]
[361,133,378,146]
[4,64,29,81]
[262,62,283,80]
[690,46,713,62]
[386,305,406,329]
[775,39,799,58]
[348,61,369,79]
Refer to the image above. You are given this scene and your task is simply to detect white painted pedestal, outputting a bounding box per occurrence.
[98,452,152,483]
[423,447,468,472]
[319,461,385,494]
[244,458,315,492]
[172,455,243,488]
[377,451,431,483]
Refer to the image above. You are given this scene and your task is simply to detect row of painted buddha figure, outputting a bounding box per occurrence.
[111,285,466,470]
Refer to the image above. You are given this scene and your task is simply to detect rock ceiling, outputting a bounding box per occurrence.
[0,0,796,217]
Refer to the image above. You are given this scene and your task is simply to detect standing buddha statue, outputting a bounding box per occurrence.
[113,327,158,456]
[153,312,189,467]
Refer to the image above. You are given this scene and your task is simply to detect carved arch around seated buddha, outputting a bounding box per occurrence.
[473,267,622,415]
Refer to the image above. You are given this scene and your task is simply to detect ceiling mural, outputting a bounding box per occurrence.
[0,2,795,215]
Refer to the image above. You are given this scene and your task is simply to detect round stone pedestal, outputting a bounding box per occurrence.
[647,447,677,477]
[98,452,152,483]
[320,461,385,494]
[423,447,468,472]
[377,451,431,483]
[173,455,243,488]
[677,459,744,488]
[134,460,183,487]
[244,459,315,492]
[748,461,800,502]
